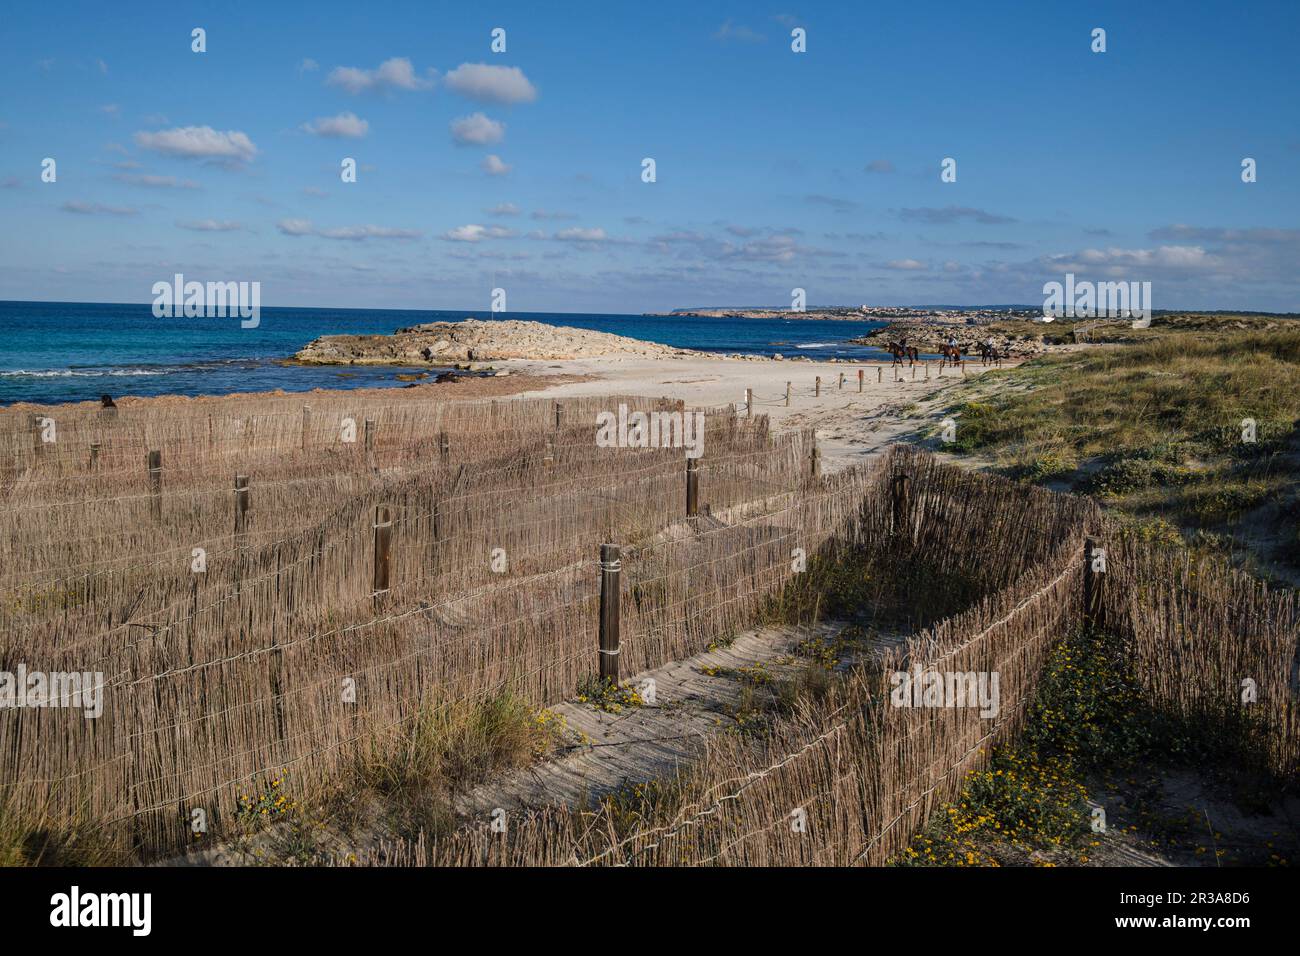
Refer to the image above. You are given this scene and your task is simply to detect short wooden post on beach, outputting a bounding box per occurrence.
[686,456,699,517]
[745,387,753,418]
[891,473,911,538]
[810,445,821,479]
[439,431,450,465]
[838,372,845,390]
[373,504,393,601]
[893,366,899,382]
[598,543,622,683]
[301,406,312,450]
[147,450,162,520]
[858,369,864,392]
[88,442,100,471]
[554,402,563,431]
[877,366,883,384]
[815,376,821,397]
[364,418,375,453]
[234,474,250,538]
[785,382,792,407]
[1083,534,1106,632]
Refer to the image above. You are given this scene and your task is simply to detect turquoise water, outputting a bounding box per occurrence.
[0,300,890,405]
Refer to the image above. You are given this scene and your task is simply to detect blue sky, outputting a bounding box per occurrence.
[1,0,1297,313]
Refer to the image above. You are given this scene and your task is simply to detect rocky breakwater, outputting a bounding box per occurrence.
[294,319,705,365]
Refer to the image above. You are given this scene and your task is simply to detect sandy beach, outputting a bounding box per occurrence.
[474,352,1013,471]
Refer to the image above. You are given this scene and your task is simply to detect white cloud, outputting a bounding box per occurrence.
[327,57,435,93]
[481,154,512,176]
[487,202,520,216]
[114,173,200,189]
[276,219,421,240]
[133,126,258,164]
[177,219,243,232]
[885,258,927,270]
[443,63,538,104]
[441,224,517,242]
[555,227,607,242]
[61,200,137,216]
[317,224,421,241]
[450,112,504,146]
[276,218,315,236]
[301,111,369,138]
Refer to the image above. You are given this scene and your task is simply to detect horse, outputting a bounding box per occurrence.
[906,346,919,366]
[939,344,962,368]
[884,342,906,366]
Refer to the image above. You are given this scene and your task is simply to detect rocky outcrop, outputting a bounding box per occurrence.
[294,319,704,365]
[850,321,1058,358]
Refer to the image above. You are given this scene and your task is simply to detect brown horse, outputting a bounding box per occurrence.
[884,342,906,366]
[939,344,962,368]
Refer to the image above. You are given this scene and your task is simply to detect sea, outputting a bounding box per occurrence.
[0,300,893,406]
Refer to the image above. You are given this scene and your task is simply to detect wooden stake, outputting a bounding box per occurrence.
[373,504,393,599]
[555,402,563,430]
[1084,534,1105,631]
[439,431,450,465]
[599,543,621,682]
[815,376,821,397]
[234,474,250,538]
[810,445,821,479]
[745,387,753,418]
[858,369,864,392]
[89,442,100,471]
[877,366,883,383]
[785,382,792,407]
[839,372,845,390]
[147,450,162,520]
[686,456,699,517]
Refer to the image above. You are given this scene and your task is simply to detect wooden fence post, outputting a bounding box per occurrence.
[439,431,450,465]
[147,450,162,520]
[785,382,792,407]
[815,376,821,397]
[555,402,563,430]
[810,445,821,479]
[1084,534,1105,631]
[686,456,699,516]
[746,387,753,418]
[31,415,44,461]
[89,442,100,471]
[839,372,845,390]
[373,505,393,600]
[234,474,250,539]
[364,419,375,452]
[891,472,911,538]
[858,369,864,392]
[599,543,621,683]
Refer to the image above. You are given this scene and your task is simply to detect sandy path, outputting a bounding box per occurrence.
[453,621,908,816]
[491,355,1017,471]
